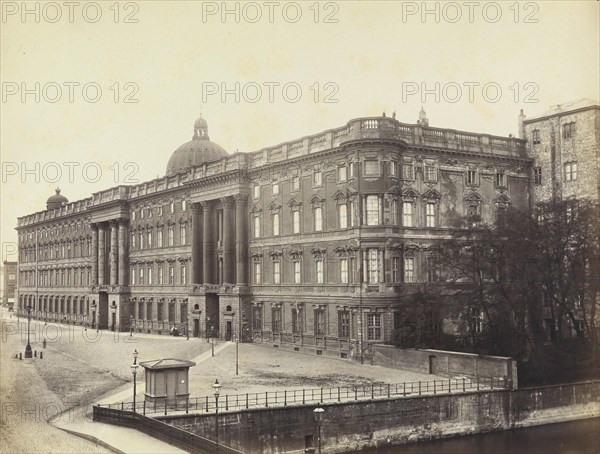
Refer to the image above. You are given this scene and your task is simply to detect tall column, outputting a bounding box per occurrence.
[234,194,248,285]
[222,197,235,284]
[91,224,98,285]
[191,204,203,284]
[110,221,118,286]
[202,201,215,284]
[118,220,128,286]
[98,223,106,285]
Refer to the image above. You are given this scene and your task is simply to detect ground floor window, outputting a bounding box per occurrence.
[338,311,350,338]
[367,313,382,340]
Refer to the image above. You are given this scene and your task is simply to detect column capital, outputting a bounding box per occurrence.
[90,222,98,230]
[233,194,248,205]
[220,196,234,207]
[200,200,215,210]
[190,203,202,214]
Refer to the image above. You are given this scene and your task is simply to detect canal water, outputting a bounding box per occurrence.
[350,418,600,453]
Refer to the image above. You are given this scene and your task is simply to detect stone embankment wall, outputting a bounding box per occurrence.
[160,380,600,453]
[371,345,518,387]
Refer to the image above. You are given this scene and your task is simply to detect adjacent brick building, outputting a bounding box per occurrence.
[15,111,532,358]
[2,261,17,308]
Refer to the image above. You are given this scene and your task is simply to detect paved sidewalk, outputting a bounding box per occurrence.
[50,342,234,453]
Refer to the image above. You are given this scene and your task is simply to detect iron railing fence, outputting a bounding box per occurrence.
[100,376,508,416]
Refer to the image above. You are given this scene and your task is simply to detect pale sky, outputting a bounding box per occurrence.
[1,0,598,260]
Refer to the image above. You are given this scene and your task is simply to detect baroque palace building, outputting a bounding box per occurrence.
[16,111,532,358]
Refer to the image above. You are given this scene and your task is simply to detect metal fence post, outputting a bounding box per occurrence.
[419,381,422,395]
[143,401,146,415]
[477,376,480,391]
[284,390,287,406]
[226,395,228,411]
[463,378,466,392]
[338,387,341,402]
[246,393,249,409]
[265,392,268,408]
[303,389,305,405]
[449,378,452,394]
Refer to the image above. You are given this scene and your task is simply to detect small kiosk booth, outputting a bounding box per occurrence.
[139,358,196,407]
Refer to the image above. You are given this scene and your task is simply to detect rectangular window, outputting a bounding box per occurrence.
[272,212,280,236]
[314,309,325,336]
[180,224,187,244]
[273,261,281,284]
[364,160,380,176]
[403,201,414,227]
[180,265,187,285]
[138,231,144,250]
[392,257,401,282]
[426,202,436,227]
[339,311,350,338]
[292,210,300,234]
[426,255,438,282]
[338,203,348,229]
[253,262,262,284]
[168,266,174,285]
[402,162,414,180]
[532,129,540,145]
[367,313,382,340]
[147,267,153,285]
[366,195,380,226]
[563,122,575,139]
[313,170,322,186]
[181,200,186,211]
[389,160,397,177]
[139,268,144,285]
[424,165,437,182]
[565,162,578,181]
[170,202,175,214]
[158,267,163,285]
[338,165,347,182]
[467,169,478,185]
[534,167,542,185]
[147,230,152,248]
[272,307,282,332]
[316,259,324,284]
[368,249,379,284]
[253,216,261,238]
[168,225,174,246]
[292,308,302,334]
[314,207,323,231]
[253,305,263,330]
[157,229,163,247]
[340,258,348,283]
[291,176,300,191]
[404,257,415,283]
[157,206,163,216]
[253,184,260,198]
[272,182,280,195]
[293,261,301,284]
[495,170,506,187]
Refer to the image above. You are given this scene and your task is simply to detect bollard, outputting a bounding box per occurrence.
[19,353,22,360]
[34,351,37,357]
[40,352,43,359]
[15,354,18,359]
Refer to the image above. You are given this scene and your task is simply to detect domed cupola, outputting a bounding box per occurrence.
[46,187,68,210]
[166,115,228,176]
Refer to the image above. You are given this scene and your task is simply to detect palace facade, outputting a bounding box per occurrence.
[16,110,532,358]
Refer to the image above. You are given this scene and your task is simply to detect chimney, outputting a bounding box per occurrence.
[518,109,526,139]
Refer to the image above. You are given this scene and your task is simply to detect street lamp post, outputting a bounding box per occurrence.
[133,349,138,365]
[212,379,222,453]
[131,363,139,412]
[313,405,325,454]
[235,336,239,376]
[130,315,134,337]
[24,305,33,358]
[211,325,215,357]
[111,304,116,332]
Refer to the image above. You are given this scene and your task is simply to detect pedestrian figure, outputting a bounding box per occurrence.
[42,338,47,349]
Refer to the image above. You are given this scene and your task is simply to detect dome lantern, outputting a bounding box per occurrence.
[46,187,68,210]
